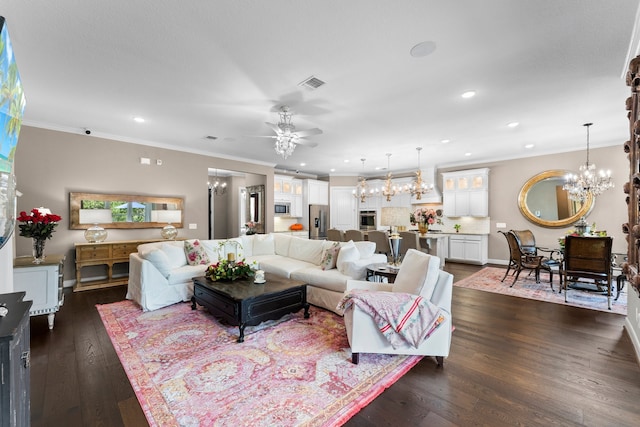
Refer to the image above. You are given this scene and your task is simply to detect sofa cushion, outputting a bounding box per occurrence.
[354,241,376,259]
[273,233,292,256]
[161,242,188,269]
[240,235,254,257]
[337,241,360,274]
[289,237,325,265]
[320,241,341,270]
[184,239,211,266]
[167,264,207,285]
[393,249,438,298]
[253,234,275,256]
[258,256,313,278]
[290,266,349,293]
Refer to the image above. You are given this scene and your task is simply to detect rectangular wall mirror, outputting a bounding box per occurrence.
[70,192,184,229]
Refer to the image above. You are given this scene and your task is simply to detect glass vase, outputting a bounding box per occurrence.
[84,223,108,243]
[32,238,46,264]
[161,223,178,240]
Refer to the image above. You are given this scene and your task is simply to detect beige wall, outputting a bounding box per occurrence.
[440,144,628,261]
[14,126,274,281]
[13,125,629,281]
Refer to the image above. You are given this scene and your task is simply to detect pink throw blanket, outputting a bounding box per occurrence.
[337,289,445,349]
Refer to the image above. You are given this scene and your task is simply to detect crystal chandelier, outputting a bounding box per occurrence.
[407,147,433,200]
[563,123,613,202]
[353,158,371,203]
[381,153,398,202]
[274,106,297,159]
[208,170,227,196]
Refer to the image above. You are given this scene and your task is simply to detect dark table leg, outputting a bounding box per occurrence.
[191,296,196,310]
[303,302,310,319]
[237,323,246,343]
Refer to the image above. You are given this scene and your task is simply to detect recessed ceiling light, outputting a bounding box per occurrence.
[461,91,476,99]
[300,163,306,167]
[465,152,472,156]
[133,116,145,123]
[344,159,350,163]
[507,122,519,128]
[525,143,535,149]
[441,139,450,144]
[330,168,336,172]
[410,41,437,58]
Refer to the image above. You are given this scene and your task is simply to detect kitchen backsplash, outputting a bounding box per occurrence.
[274,217,303,232]
[434,216,491,234]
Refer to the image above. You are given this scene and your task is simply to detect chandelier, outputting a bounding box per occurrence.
[563,123,613,202]
[208,170,227,196]
[381,153,398,202]
[274,106,296,159]
[353,158,371,203]
[407,147,433,200]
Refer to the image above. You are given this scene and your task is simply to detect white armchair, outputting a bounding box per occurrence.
[342,249,453,366]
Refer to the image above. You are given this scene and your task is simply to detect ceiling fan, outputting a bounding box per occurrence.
[263,106,322,159]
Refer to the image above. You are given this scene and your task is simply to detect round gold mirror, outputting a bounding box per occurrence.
[517,170,594,228]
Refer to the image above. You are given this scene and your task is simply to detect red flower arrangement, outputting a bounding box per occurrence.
[17,208,62,240]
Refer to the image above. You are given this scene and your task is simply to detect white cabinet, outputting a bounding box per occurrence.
[305,179,329,205]
[13,254,65,329]
[447,234,488,265]
[442,168,489,217]
[290,194,303,217]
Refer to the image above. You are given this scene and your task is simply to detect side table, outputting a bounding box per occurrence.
[366,263,399,283]
[13,254,65,330]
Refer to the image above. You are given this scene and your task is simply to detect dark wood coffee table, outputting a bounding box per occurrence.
[191,273,310,342]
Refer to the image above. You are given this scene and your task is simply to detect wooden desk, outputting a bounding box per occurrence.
[74,239,166,292]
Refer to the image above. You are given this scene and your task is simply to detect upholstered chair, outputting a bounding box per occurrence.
[398,231,429,257]
[367,230,391,256]
[326,228,345,242]
[342,249,453,366]
[344,229,365,242]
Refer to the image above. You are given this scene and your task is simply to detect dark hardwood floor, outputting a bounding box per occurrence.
[29,263,640,426]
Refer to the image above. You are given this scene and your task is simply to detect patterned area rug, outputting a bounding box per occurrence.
[454,267,627,315]
[97,300,422,427]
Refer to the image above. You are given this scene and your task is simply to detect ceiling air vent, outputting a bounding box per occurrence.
[299,76,325,90]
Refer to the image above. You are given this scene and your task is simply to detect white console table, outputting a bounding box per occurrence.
[13,254,65,330]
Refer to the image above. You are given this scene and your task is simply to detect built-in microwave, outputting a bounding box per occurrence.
[275,202,291,216]
[359,210,377,230]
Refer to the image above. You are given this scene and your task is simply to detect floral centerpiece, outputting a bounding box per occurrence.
[17,208,62,263]
[410,207,442,235]
[205,259,255,282]
[245,221,257,235]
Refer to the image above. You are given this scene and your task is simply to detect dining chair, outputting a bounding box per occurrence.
[498,230,550,288]
[344,229,365,242]
[511,229,560,286]
[367,230,391,256]
[326,228,345,242]
[399,231,430,257]
[561,235,614,310]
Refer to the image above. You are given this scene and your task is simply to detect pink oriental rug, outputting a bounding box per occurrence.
[454,267,627,315]
[96,300,422,427]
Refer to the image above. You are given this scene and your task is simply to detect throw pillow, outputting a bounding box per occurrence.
[161,243,188,269]
[320,242,341,270]
[337,241,360,274]
[354,241,376,259]
[252,234,275,256]
[393,249,432,296]
[142,249,171,277]
[184,239,211,266]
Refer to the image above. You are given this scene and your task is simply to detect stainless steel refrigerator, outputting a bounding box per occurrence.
[309,204,328,240]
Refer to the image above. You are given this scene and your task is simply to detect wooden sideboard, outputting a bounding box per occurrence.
[74,239,166,292]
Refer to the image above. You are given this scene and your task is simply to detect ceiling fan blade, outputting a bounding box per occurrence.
[265,122,282,134]
[294,128,323,137]
[294,140,319,148]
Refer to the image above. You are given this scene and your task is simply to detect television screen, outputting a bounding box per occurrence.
[0,16,26,174]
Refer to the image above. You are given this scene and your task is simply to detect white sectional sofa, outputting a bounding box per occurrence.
[126,233,387,313]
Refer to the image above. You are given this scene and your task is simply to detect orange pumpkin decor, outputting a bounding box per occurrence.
[289,223,304,231]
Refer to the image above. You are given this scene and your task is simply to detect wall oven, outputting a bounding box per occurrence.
[359,210,377,230]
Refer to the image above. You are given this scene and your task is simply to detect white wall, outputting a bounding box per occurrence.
[0,236,14,293]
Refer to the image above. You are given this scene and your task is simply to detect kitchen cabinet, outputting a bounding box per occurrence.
[447,234,488,264]
[0,292,31,427]
[290,194,303,217]
[275,175,293,195]
[13,254,65,330]
[442,168,489,217]
[305,179,329,205]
